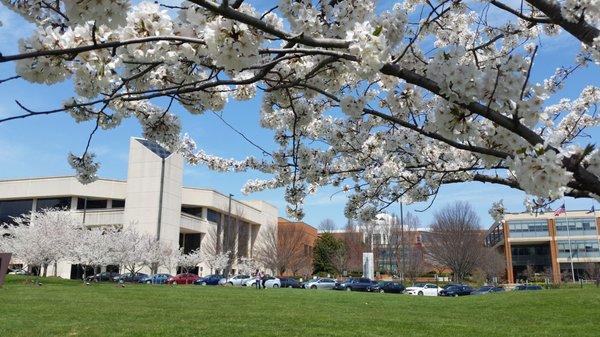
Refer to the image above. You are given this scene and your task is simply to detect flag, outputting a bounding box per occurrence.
[587,206,595,214]
[554,204,566,216]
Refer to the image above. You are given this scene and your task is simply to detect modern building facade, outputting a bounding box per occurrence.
[485,211,600,283]
[0,138,278,279]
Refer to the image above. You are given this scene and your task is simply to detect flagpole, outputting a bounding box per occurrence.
[563,201,576,282]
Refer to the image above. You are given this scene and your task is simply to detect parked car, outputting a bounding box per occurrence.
[405,283,442,296]
[264,277,281,288]
[279,277,302,288]
[335,277,380,292]
[86,271,119,282]
[194,274,225,286]
[472,286,505,295]
[245,276,274,287]
[377,281,405,294]
[113,272,148,283]
[304,278,337,290]
[225,274,252,286]
[8,268,29,275]
[139,273,172,284]
[439,284,473,297]
[514,284,543,291]
[167,273,200,285]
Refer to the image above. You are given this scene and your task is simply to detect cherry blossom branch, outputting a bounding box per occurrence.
[526,0,599,45]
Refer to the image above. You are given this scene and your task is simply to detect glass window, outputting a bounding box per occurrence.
[207,209,221,223]
[36,197,71,211]
[555,218,597,236]
[77,198,108,210]
[181,206,203,217]
[557,240,600,258]
[111,199,125,208]
[508,220,548,237]
[0,199,33,224]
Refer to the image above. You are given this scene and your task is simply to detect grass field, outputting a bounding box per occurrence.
[1,276,599,337]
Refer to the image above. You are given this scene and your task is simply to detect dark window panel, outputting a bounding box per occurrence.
[111,199,125,208]
[36,197,71,211]
[207,209,221,223]
[76,198,108,210]
[0,199,33,224]
[181,206,202,217]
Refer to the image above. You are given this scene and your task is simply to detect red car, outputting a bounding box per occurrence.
[166,273,200,285]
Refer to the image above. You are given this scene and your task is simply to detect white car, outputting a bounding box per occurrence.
[405,283,442,296]
[304,278,336,290]
[245,276,276,287]
[264,278,281,288]
[225,274,252,286]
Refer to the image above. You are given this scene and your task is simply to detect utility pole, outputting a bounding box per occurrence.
[224,193,233,276]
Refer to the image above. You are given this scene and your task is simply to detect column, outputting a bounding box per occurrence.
[548,219,561,284]
[502,221,514,283]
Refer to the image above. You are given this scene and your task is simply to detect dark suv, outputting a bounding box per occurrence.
[337,277,380,292]
[439,284,473,297]
[515,284,543,291]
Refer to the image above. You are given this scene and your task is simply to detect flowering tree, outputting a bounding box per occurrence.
[108,226,150,274]
[68,226,115,282]
[178,248,204,274]
[236,256,259,276]
[1,1,599,218]
[1,209,78,278]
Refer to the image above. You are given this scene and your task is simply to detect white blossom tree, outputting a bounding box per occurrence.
[1,1,599,218]
[68,226,115,282]
[1,209,78,278]
[178,248,204,274]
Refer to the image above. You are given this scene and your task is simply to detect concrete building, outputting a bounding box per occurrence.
[0,138,278,279]
[485,210,600,283]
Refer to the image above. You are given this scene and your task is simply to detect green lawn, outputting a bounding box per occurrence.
[1,276,599,337]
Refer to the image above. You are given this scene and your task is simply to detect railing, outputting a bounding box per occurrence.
[180,213,212,231]
[73,209,124,226]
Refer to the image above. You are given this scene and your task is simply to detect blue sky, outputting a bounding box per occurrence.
[0,2,599,230]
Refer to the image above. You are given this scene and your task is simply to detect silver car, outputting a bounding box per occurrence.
[304,278,336,290]
[225,274,251,286]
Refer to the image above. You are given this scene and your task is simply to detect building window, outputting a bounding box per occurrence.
[207,209,221,223]
[555,218,597,236]
[111,199,126,208]
[77,198,108,210]
[181,206,203,218]
[0,199,33,224]
[557,240,600,258]
[508,220,549,237]
[36,197,71,211]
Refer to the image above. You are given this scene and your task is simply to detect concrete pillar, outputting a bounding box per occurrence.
[123,138,183,254]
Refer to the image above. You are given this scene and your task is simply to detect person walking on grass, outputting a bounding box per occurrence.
[255,269,262,289]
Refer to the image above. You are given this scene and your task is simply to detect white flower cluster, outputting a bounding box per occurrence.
[488,200,505,222]
[68,152,99,184]
[346,22,390,78]
[508,148,573,200]
[64,0,130,28]
[340,95,366,119]
[205,17,262,72]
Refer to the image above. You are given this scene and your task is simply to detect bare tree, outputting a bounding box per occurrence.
[330,241,348,276]
[390,212,426,282]
[476,248,506,283]
[340,220,364,273]
[522,264,537,282]
[254,223,310,276]
[425,202,484,282]
[318,219,336,233]
[201,226,219,274]
[584,261,600,287]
